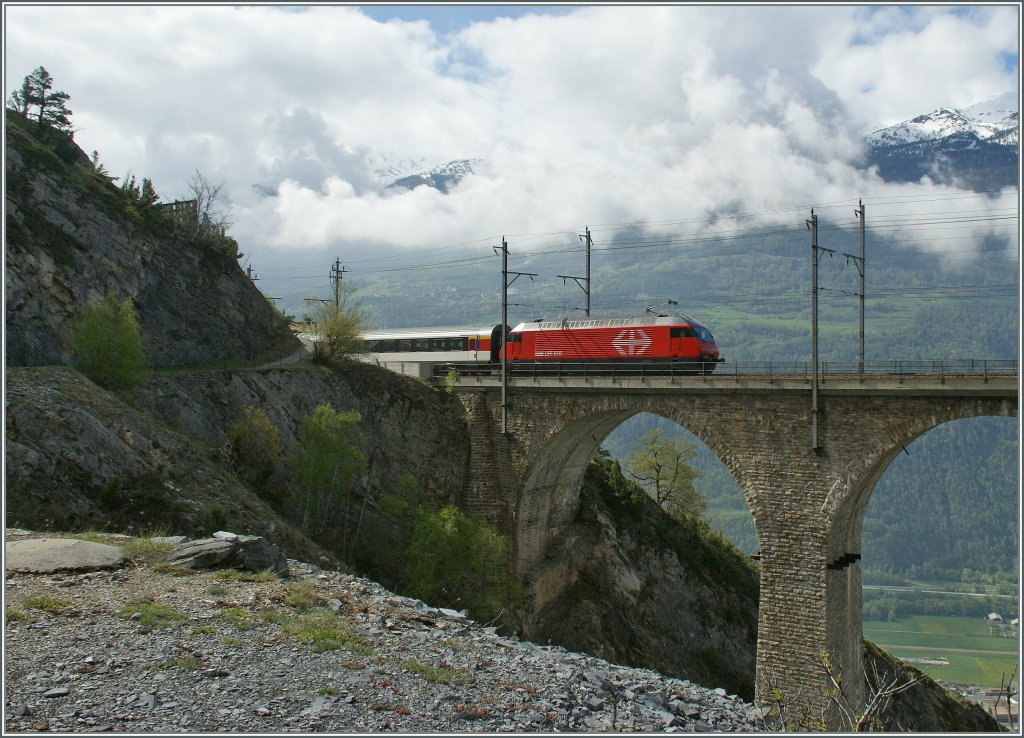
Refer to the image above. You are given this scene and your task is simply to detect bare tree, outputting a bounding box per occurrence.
[821,650,926,731]
[182,170,238,256]
[761,649,926,732]
[187,169,232,234]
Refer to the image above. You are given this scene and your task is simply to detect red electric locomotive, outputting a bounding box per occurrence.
[502,314,723,372]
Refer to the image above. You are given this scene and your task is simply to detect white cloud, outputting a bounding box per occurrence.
[4,3,1018,267]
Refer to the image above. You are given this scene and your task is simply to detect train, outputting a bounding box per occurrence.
[361,313,722,376]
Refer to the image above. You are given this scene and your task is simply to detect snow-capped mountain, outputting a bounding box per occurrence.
[380,159,481,194]
[863,92,1018,190]
[865,91,1018,149]
[367,156,434,188]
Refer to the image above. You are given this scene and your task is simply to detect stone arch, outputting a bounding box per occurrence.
[817,397,1018,715]
[825,397,1018,567]
[511,395,753,577]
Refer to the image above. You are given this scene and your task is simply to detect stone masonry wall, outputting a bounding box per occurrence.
[456,385,1016,730]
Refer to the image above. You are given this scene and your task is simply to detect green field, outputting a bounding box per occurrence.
[864,614,1019,689]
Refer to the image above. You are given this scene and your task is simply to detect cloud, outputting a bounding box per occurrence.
[4,4,1018,266]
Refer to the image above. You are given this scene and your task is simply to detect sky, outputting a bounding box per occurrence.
[3,3,1020,282]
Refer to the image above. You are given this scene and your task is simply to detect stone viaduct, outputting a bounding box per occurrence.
[447,369,1018,729]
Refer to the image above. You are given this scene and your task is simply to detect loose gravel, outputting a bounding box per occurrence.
[4,549,769,733]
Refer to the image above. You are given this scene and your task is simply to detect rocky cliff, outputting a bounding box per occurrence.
[5,361,469,563]
[522,459,760,702]
[4,115,298,368]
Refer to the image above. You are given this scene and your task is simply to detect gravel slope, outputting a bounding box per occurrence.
[3,533,766,734]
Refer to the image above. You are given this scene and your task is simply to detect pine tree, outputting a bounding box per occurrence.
[7,66,74,133]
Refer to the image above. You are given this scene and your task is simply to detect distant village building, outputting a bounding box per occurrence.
[986,612,1019,637]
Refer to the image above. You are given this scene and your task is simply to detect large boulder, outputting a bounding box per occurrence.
[168,531,289,576]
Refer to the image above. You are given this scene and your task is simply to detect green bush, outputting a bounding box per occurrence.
[309,287,370,366]
[403,505,515,624]
[72,292,145,389]
[289,403,366,538]
[227,406,284,499]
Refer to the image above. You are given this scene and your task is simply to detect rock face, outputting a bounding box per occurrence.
[521,461,760,702]
[4,117,298,368]
[123,361,470,511]
[4,362,469,566]
[3,366,327,565]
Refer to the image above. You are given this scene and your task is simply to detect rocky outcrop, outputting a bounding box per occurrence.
[4,361,469,565]
[521,461,760,702]
[123,360,470,509]
[168,532,289,576]
[3,366,328,565]
[863,639,1000,732]
[4,118,298,368]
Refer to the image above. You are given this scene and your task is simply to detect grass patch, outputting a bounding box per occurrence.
[401,658,470,685]
[6,608,35,623]
[240,568,280,583]
[865,614,1020,690]
[207,584,228,596]
[220,636,245,647]
[217,607,256,631]
[149,656,202,671]
[120,532,178,564]
[439,637,474,653]
[211,568,240,581]
[281,580,320,610]
[22,595,74,614]
[150,561,192,576]
[189,625,217,637]
[118,599,187,628]
[276,609,372,654]
[73,530,124,545]
[317,686,341,696]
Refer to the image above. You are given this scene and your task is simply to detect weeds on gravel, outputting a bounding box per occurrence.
[73,530,123,545]
[317,687,341,696]
[189,625,217,637]
[281,580,320,610]
[149,656,202,671]
[118,598,187,628]
[22,595,74,614]
[401,659,470,685]
[274,609,372,654]
[207,584,228,596]
[453,703,491,719]
[220,636,245,647]
[150,561,192,576]
[212,568,240,581]
[120,532,177,565]
[440,637,473,653]
[217,607,256,630]
[5,607,35,623]
[241,568,279,582]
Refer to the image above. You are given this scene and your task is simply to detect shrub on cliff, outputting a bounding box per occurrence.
[72,293,146,389]
[309,284,370,366]
[227,406,285,501]
[403,505,516,625]
[289,403,366,537]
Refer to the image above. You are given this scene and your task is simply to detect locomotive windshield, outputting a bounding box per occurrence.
[693,326,714,342]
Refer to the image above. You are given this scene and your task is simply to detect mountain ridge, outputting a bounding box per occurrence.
[865,91,1018,149]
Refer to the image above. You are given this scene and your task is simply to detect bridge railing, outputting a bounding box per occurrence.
[433,358,1019,380]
